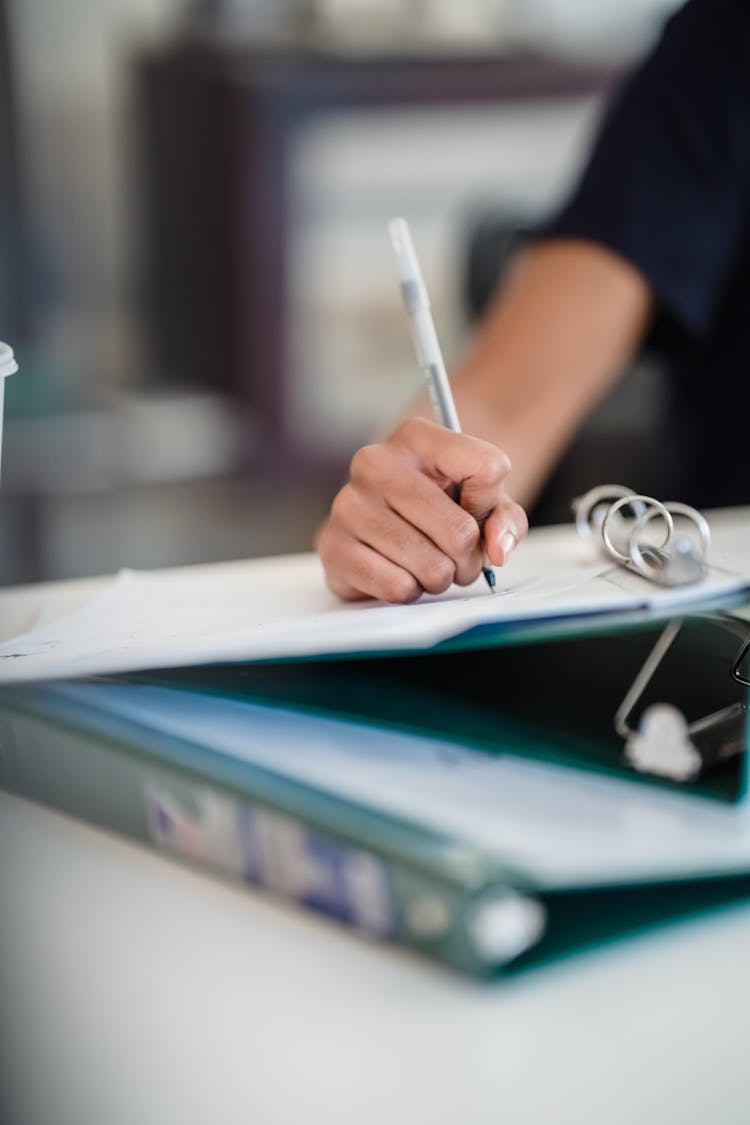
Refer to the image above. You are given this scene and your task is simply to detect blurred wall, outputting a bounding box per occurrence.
[9,0,184,387]
[7,0,678,394]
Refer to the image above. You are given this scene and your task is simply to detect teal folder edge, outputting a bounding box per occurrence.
[142,608,750,805]
[399,589,750,660]
[3,682,750,979]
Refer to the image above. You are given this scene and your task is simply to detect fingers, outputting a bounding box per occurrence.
[332,481,478,593]
[351,445,484,587]
[317,418,527,602]
[389,418,511,521]
[316,527,423,603]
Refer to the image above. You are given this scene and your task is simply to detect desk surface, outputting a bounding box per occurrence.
[2,790,750,1125]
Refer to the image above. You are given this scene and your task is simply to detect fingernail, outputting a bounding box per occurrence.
[499,530,518,562]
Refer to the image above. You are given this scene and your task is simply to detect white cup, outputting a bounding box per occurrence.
[0,341,19,484]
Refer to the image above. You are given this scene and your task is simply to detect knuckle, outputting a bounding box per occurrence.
[449,512,480,554]
[330,486,356,526]
[350,443,384,484]
[481,449,511,483]
[391,416,429,446]
[454,561,482,587]
[419,554,455,595]
[383,571,421,604]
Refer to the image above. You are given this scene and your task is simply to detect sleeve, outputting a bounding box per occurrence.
[538,0,750,338]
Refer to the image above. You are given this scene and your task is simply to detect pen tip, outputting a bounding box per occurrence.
[483,566,496,593]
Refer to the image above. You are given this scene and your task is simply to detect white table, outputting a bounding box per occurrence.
[2,789,750,1125]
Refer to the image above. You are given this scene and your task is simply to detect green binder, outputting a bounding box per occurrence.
[2,642,750,978]
[148,608,750,803]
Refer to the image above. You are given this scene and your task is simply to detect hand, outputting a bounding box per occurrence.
[316,417,528,602]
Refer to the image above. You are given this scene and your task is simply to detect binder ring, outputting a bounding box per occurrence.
[573,484,710,586]
[629,501,710,579]
[573,483,644,541]
[601,495,673,564]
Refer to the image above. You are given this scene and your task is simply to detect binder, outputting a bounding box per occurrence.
[149,608,750,803]
[3,674,750,978]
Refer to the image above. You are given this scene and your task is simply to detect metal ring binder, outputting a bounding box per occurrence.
[601,494,673,564]
[572,485,711,587]
[629,501,710,585]
[573,483,644,542]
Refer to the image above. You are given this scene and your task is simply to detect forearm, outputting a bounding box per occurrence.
[445,238,654,506]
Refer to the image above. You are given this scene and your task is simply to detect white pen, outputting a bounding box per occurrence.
[387,217,496,593]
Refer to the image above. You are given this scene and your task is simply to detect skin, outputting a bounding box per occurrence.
[317,238,654,603]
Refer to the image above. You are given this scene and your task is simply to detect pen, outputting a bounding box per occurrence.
[387,218,496,593]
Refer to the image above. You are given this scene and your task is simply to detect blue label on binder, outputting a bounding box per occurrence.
[144,776,395,938]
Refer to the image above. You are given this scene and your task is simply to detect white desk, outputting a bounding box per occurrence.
[2,789,750,1125]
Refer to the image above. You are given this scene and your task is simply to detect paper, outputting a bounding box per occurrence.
[46,680,750,889]
[0,518,748,684]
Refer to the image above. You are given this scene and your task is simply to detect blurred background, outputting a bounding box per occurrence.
[0,0,680,585]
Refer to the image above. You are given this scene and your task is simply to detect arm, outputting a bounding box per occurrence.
[448,237,653,506]
[316,237,653,602]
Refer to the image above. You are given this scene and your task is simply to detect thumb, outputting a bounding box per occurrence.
[483,494,529,566]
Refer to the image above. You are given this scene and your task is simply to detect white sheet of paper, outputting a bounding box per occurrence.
[47,680,750,890]
[0,517,748,683]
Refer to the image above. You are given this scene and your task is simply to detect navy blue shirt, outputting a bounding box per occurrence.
[542,0,750,507]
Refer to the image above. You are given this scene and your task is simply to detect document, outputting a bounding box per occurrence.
[0,516,748,684]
